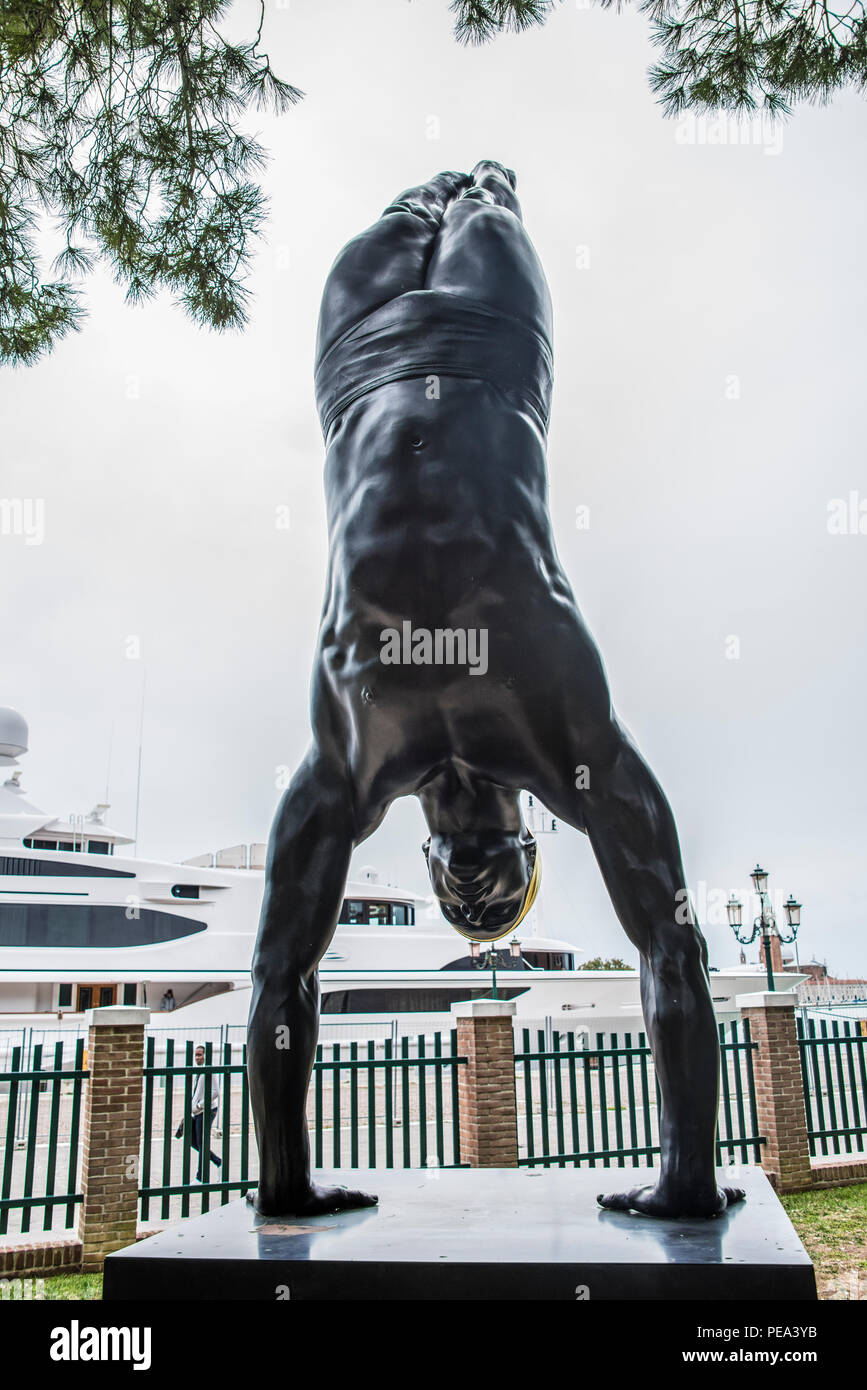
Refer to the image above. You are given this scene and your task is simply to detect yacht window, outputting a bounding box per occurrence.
[123,983,137,1005]
[88,840,110,854]
[57,983,73,1008]
[322,985,529,1013]
[24,838,58,850]
[339,900,415,926]
[0,855,133,880]
[0,904,207,948]
[341,900,367,925]
[171,884,200,899]
[524,951,569,971]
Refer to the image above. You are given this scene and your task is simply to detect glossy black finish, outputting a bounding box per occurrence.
[103,1168,815,1302]
[248,162,738,1220]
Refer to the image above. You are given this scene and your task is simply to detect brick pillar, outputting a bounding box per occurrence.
[737,992,812,1193]
[451,1000,519,1167]
[78,1006,149,1271]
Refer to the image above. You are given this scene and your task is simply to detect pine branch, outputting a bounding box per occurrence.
[451,0,867,110]
[451,0,555,44]
[0,0,302,366]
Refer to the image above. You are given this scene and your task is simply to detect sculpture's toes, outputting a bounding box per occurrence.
[596,1189,636,1212]
[432,169,472,198]
[471,159,517,189]
[722,1185,746,1208]
[308,1184,378,1215]
[465,161,521,213]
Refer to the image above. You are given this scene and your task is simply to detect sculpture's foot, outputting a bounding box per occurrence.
[384,170,470,225]
[463,160,521,216]
[470,158,517,191]
[246,1182,378,1219]
[596,1181,746,1219]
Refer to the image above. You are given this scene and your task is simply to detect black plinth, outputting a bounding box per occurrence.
[103,1166,816,1301]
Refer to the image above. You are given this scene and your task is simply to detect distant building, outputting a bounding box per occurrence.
[757,934,799,977]
[797,958,867,1005]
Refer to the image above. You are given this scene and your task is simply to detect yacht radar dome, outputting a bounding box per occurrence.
[0,708,28,765]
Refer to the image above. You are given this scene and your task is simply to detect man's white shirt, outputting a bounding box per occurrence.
[191,1067,219,1116]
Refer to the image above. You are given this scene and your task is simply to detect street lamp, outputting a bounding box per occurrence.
[469,936,524,1000]
[726,866,803,991]
[469,938,500,999]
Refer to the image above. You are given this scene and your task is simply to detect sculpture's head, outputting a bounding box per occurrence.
[422,830,540,942]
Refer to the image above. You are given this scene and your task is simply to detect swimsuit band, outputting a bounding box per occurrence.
[314,289,554,439]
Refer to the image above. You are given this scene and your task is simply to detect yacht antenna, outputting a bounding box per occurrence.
[133,671,146,851]
[104,722,114,805]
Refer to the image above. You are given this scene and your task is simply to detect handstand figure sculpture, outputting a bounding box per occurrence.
[248,162,745,1220]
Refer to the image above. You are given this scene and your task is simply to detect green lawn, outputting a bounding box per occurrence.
[782,1182,867,1299]
[38,1273,103,1299]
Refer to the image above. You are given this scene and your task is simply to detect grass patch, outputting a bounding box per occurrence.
[41,1273,103,1300]
[782,1183,867,1299]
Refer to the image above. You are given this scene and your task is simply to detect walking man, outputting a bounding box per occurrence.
[187,1044,221,1183]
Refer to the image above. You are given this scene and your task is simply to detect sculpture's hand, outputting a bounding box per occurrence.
[246,1182,378,1219]
[596,1182,746,1219]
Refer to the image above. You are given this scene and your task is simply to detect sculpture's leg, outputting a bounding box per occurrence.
[315,169,469,362]
[580,725,746,1217]
[246,749,376,1216]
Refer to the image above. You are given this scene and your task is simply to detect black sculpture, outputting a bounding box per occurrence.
[247,162,745,1220]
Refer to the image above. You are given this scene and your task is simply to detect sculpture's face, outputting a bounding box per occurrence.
[423,831,536,941]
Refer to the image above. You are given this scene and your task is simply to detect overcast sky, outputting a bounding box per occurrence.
[2,0,866,977]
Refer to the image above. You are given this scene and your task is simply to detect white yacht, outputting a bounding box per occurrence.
[0,708,582,1027]
[0,706,802,1035]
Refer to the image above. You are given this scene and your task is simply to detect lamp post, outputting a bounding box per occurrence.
[726,864,802,991]
[469,936,524,1000]
[469,939,498,999]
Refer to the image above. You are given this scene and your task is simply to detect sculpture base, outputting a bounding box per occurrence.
[103,1166,816,1301]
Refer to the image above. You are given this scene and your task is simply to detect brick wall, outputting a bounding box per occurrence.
[0,1239,82,1279]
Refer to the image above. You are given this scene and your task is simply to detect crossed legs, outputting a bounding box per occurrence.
[315,161,551,365]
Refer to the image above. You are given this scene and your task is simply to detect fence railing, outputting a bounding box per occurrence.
[797,1016,867,1157]
[139,1031,466,1222]
[5,1010,864,1247]
[311,1033,465,1172]
[0,1040,87,1236]
[515,1022,762,1168]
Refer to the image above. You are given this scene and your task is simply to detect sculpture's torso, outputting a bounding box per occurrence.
[312,376,602,821]
[322,377,568,629]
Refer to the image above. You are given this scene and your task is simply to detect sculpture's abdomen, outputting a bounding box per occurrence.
[322,376,555,630]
